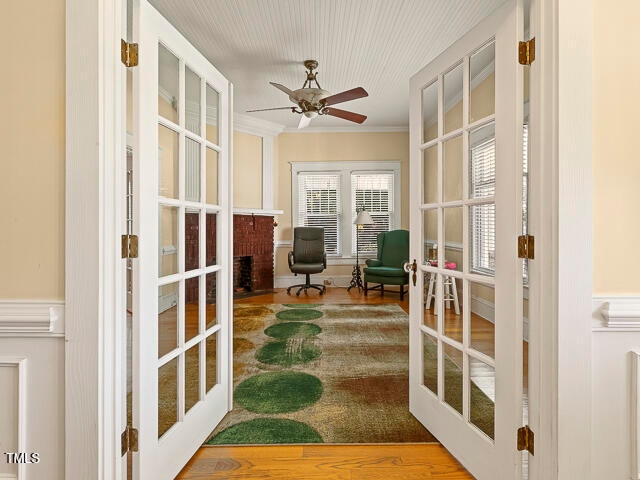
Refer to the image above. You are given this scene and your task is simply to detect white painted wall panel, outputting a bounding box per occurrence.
[0,364,19,478]
[591,299,640,480]
[0,340,64,480]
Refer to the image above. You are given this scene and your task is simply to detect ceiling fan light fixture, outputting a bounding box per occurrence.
[303,110,318,119]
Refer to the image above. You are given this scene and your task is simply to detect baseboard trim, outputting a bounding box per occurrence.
[0,300,65,336]
[593,296,640,331]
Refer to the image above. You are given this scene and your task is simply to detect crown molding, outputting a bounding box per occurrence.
[233,113,285,137]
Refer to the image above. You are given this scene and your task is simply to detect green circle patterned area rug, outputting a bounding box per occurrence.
[207,418,323,445]
[275,308,323,321]
[256,339,321,366]
[235,371,323,413]
[264,322,322,339]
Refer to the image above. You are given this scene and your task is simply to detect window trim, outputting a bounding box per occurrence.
[291,160,401,263]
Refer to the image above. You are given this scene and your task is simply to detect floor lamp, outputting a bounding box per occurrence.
[347,208,374,292]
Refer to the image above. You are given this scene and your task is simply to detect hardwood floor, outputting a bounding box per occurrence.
[176,443,474,479]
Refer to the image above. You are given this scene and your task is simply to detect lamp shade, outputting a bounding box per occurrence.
[354,209,374,225]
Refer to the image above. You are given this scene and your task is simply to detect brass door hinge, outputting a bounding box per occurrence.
[121,39,139,67]
[517,425,534,455]
[121,426,138,456]
[519,37,535,65]
[121,234,139,259]
[518,234,534,260]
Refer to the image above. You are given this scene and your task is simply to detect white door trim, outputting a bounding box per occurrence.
[65,0,125,478]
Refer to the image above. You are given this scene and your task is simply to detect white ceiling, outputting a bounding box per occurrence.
[148,0,507,131]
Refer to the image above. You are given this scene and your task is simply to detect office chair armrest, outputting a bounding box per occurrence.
[288,251,295,268]
[323,252,327,269]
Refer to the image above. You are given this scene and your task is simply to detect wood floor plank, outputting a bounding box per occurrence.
[176,444,474,479]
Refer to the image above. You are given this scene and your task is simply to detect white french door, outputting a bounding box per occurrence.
[408,1,525,478]
[131,1,232,478]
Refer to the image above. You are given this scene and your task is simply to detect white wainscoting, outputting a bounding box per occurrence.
[591,296,640,480]
[0,301,65,480]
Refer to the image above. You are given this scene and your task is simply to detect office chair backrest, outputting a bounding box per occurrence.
[293,227,325,263]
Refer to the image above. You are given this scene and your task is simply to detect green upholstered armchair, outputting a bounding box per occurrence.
[363,229,410,300]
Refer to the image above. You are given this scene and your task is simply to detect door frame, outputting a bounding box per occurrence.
[64,0,592,478]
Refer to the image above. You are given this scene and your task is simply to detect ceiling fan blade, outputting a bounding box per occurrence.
[298,115,312,129]
[246,106,293,112]
[270,82,298,100]
[323,107,367,124]
[323,87,368,106]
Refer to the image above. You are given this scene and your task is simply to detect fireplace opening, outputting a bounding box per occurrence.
[233,256,253,294]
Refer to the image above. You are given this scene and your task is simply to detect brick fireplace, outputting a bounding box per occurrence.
[184,212,275,301]
[233,214,275,295]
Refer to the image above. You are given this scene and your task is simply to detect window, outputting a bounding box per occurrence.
[470,125,528,276]
[351,173,394,255]
[292,161,401,262]
[296,173,341,255]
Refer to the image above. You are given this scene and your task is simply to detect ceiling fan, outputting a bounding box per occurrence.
[246,60,369,129]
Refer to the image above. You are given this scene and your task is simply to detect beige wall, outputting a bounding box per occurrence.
[274,132,409,277]
[0,0,66,300]
[3,0,638,299]
[233,132,262,209]
[592,0,640,294]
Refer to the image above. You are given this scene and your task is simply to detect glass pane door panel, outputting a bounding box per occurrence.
[443,276,462,342]
[469,41,496,123]
[158,283,178,358]
[206,84,219,145]
[444,207,463,272]
[158,44,179,123]
[443,62,464,134]
[423,273,437,330]
[469,356,495,439]
[185,67,201,136]
[158,125,179,199]
[205,271,217,328]
[206,147,219,205]
[423,144,438,204]
[423,209,438,261]
[184,211,199,272]
[443,342,463,415]
[469,122,496,199]
[205,331,218,393]
[470,282,495,359]
[184,276,199,343]
[185,138,201,202]
[206,213,217,267]
[470,203,495,276]
[444,135,463,202]
[185,344,200,413]
[159,206,179,276]
[422,80,438,143]
[422,333,438,396]
[158,357,178,438]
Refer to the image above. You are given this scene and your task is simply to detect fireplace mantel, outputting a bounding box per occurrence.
[233,208,284,216]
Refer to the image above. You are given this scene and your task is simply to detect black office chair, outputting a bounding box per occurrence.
[287,227,327,296]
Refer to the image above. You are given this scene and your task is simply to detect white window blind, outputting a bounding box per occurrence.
[470,136,496,274]
[297,173,341,255]
[351,173,394,255]
[470,125,529,276]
